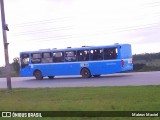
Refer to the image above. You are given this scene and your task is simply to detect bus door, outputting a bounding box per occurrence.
[20,53,32,76]
[64,50,80,75]
[90,49,104,74]
[103,47,119,73]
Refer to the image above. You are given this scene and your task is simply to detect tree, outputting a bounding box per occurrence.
[12,57,20,75]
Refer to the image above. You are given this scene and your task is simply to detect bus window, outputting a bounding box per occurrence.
[65,51,77,62]
[31,53,41,64]
[77,50,89,61]
[53,52,64,62]
[43,52,51,58]
[20,54,29,68]
[42,52,53,63]
[104,48,117,60]
[90,49,103,60]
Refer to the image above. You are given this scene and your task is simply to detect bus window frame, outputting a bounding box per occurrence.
[77,49,89,61]
[42,52,53,63]
[104,47,118,60]
[65,50,77,62]
[31,53,42,64]
[90,49,103,61]
[53,51,64,62]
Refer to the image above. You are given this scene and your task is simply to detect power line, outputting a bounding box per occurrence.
[12,21,160,37]
[9,21,160,45]
[142,1,160,6]
[8,11,160,37]
[9,26,73,36]
[7,0,160,46]
[10,17,72,28]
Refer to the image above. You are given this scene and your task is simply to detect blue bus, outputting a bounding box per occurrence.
[20,43,133,80]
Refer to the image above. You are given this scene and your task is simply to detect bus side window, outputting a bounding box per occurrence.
[77,50,89,61]
[53,52,64,62]
[65,51,77,62]
[42,52,53,63]
[31,53,42,64]
[104,48,117,60]
[85,50,89,61]
[90,49,103,60]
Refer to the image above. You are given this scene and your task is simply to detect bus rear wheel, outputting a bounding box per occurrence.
[81,68,91,78]
[48,76,54,79]
[34,70,43,80]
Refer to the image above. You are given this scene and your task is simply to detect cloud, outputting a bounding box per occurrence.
[0,0,160,66]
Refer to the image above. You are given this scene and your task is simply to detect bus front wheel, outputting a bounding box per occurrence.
[81,68,91,78]
[34,70,43,80]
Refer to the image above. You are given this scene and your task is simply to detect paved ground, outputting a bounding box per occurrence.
[0,71,160,88]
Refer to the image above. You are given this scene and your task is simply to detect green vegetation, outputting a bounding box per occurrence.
[0,86,160,111]
[0,57,20,77]
[12,57,20,76]
[133,53,160,71]
[133,53,160,60]
[0,86,160,120]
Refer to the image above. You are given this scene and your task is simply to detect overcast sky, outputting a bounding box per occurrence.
[0,0,160,66]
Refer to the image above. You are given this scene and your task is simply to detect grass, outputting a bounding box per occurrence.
[0,86,160,120]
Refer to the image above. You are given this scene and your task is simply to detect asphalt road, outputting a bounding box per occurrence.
[0,71,160,88]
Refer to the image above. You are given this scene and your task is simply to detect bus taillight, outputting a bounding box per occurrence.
[121,60,124,67]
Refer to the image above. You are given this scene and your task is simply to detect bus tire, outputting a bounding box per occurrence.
[34,70,43,80]
[48,76,54,79]
[93,75,101,77]
[81,68,91,78]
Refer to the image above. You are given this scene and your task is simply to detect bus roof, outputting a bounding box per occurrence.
[20,43,130,54]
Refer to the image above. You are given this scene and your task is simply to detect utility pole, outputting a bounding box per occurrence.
[0,0,12,92]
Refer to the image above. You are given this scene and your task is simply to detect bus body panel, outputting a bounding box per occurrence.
[20,65,32,77]
[119,44,133,71]
[41,63,81,76]
[29,62,81,76]
[88,60,120,75]
[21,60,123,77]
